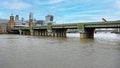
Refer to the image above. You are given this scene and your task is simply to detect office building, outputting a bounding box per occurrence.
[45,15,54,25]
[29,12,33,19]
[35,20,45,26]
[45,15,54,21]
[15,15,19,21]
[14,15,21,25]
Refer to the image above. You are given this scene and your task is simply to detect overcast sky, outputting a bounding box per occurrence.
[0,0,120,23]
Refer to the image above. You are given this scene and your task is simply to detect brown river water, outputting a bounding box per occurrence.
[0,33,120,68]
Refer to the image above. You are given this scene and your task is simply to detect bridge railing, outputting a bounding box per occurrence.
[12,20,120,30]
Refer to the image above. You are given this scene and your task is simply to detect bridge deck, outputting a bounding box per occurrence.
[12,20,120,30]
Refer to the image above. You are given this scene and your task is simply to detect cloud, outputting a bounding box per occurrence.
[0,0,119,23]
[35,0,65,5]
[56,13,97,23]
[48,0,64,4]
[55,9,119,23]
[115,0,120,8]
[1,0,32,10]
[57,6,80,11]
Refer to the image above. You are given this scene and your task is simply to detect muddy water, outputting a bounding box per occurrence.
[0,33,120,68]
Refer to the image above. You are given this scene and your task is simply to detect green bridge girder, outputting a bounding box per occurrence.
[12,20,120,30]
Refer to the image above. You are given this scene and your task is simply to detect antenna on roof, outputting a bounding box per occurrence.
[102,18,107,22]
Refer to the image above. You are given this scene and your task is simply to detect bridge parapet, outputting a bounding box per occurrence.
[33,26,47,29]
[84,23,120,28]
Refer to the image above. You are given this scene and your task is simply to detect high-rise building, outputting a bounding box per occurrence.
[15,15,19,21]
[14,15,21,25]
[21,17,26,25]
[45,15,54,22]
[35,20,45,26]
[21,17,24,22]
[29,12,33,19]
[45,15,54,25]
[29,12,33,27]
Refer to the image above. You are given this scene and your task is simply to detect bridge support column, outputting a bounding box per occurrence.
[22,31,25,35]
[80,28,95,38]
[34,30,38,36]
[47,30,52,36]
[33,30,35,36]
[56,30,59,37]
[19,30,22,35]
[38,31,40,36]
[41,30,43,36]
[40,31,42,36]
[30,29,33,36]
[61,29,67,37]
[43,31,45,36]
[36,31,39,36]
[45,30,48,36]
[36,31,38,36]
[41,30,44,36]
[27,31,30,35]
[52,30,56,37]
[59,30,62,37]
[52,29,67,37]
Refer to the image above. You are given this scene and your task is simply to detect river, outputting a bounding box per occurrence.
[0,33,120,68]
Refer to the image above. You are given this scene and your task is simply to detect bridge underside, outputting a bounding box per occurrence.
[9,27,118,38]
[9,28,67,37]
[80,28,95,38]
[8,30,19,34]
[31,29,67,37]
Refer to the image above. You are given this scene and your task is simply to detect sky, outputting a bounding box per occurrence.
[0,0,120,23]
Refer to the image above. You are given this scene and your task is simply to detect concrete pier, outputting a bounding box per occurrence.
[19,30,22,35]
[30,30,33,36]
[80,28,95,38]
[52,29,67,37]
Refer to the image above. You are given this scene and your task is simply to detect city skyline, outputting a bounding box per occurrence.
[0,0,120,23]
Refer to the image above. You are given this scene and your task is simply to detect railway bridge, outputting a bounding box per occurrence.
[9,20,120,38]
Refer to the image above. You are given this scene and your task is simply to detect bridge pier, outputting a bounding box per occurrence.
[19,30,22,35]
[52,29,67,37]
[39,30,42,36]
[44,30,47,36]
[35,29,48,36]
[34,30,41,36]
[22,31,25,35]
[22,30,30,35]
[51,30,55,37]
[36,31,39,36]
[27,31,30,35]
[33,30,37,36]
[43,31,45,36]
[80,28,95,38]
[41,30,43,36]
[33,30,36,36]
[41,30,44,36]
[30,29,33,36]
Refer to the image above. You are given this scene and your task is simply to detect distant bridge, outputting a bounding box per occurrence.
[9,20,120,38]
